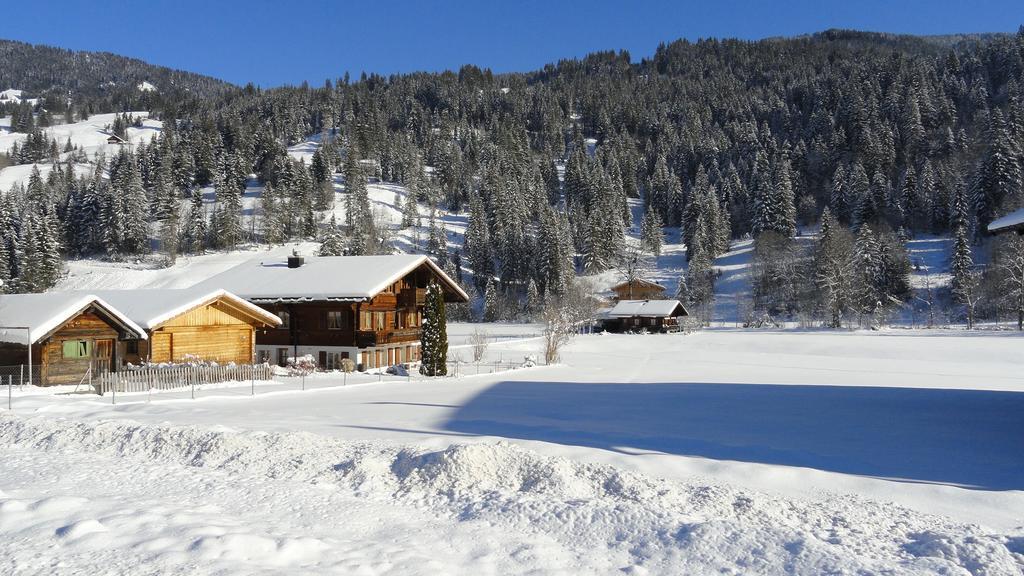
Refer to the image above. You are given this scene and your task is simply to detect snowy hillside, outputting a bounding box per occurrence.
[0,111,161,164]
[0,88,37,106]
[0,119,959,324]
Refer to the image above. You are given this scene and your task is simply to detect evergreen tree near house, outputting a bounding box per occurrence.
[344,152,375,254]
[318,214,345,257]
[184,187,207,253]
[259,182,285,245]
[401,187,419,228]
[419,282,448,376]
[640,205,663,257]
[686,215,715,319]
[950,222,979,328]
[482,277,500,322]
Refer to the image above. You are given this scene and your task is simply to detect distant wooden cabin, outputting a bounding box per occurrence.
[105,133,127,145]
[598,299,688,333]
[91,289,281,365]
[0,293,146,386]
[988,207,1024,235]
[610,279,666,301]
[196,254,469,371]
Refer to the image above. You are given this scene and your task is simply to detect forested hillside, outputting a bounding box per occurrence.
[0,39,233,122]
[2,29,1024,328]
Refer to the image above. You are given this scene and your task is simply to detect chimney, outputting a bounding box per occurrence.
[287,250,304,269]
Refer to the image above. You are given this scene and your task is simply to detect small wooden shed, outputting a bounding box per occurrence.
[610,279,666,301]
[93,289,282,365]
[0,293,147,386]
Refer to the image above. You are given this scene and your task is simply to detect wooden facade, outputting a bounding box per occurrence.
[610,279,666,301]
[251,262,463,371]
[598,300,688,334]
[121,295,275,366]
[0,304,145,387]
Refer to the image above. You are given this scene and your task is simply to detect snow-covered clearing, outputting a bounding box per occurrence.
[0,111,161,163]
[2,329,1022,574]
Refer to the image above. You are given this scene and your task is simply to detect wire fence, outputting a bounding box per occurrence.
[2,356,538,409]
[0,365,41,387]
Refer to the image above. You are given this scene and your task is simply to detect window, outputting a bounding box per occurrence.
[276,348,289,367]
[375,312,386,330]
[327,311,345,330]
[321,351,349,370]
[62,340,91,359]
[360,310,371,330]
[126,340,139,355]
[277,310,290,328]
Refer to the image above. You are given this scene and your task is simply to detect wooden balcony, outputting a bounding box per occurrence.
[355,328,422,348]
[398,288,426,307]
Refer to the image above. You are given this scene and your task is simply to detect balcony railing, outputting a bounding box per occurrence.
[356,328,422,347]
[398,288,427,307]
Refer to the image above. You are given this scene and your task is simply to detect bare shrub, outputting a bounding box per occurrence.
[469,328,489,362]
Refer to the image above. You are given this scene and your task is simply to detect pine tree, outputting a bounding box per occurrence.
[426,209,445,257]
[318,214,345,256]
[419,282,448,376]
[344,152,375,254]
[525,278,541,319]
[950,223,974,297]
[675,273,690,307]
[686,215,715,315]
[483,277,500,322]
[464,190,493,290]
[813,207,854,327]
[259,182,285,245]
[184,187,207,253]
[640,205,663,257]
[972,110,1023,228]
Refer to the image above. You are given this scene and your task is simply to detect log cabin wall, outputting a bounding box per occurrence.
[251,268,434,370]
[145,299,259,365]
[39,312,120,386]
[611,282,666,301]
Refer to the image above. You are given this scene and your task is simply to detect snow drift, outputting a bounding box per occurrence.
[1,413,1019,574]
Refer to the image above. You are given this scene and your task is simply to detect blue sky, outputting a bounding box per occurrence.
[1,1,1021,87]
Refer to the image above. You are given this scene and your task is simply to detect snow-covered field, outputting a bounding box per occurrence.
[2,329,1022,574]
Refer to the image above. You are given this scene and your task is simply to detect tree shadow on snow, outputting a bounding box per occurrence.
[443,381,1024,490]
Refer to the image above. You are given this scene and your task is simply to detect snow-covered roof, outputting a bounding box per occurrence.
[84,288,281,330]
[604,299,688,318]
[0,293,147,345]
[988,207,1024,234]
[195,254,470,303]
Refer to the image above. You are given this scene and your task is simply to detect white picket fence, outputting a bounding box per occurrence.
[96,363,274,395]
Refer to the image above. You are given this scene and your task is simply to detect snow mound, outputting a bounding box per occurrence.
[137,81,157,92]
[189,533,327,566]
[0,413,1018,574]
[55,519,109,540]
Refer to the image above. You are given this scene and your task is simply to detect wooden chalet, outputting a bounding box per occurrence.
[105,133,127,145]
[610,278,666,301]
[196,253,470,371]
[90,289,282,366]
[598,299,688,333]
[0,293,146,386]
[988,207,1024,235]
